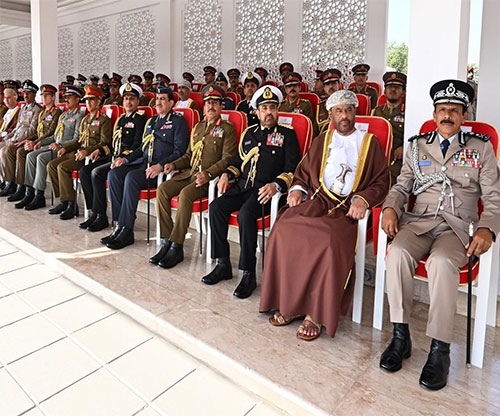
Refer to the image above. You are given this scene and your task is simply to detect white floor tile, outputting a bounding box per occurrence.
[0,281,12,298]
[0,314,65,364]
[72,313,153,364]
[21,407,45,416]
[42,368,146,416]
[135,406,161,416]
[44,293,116,334]
[0,293,35,328]
[9,337,101,402]
[153,366,257,416]
[109,337,198,400]
[0,240,17,256]
[0,368,35,415]
[246,402,289,416]
[19,277,85,311]
[0,252,36,275]
[0,263,60,292]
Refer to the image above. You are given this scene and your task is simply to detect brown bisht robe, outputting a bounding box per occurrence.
[259,129,390,337]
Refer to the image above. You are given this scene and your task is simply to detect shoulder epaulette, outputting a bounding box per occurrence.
[408,132,432,142]
[278,123,295,130]
[136,110,144,116]
[35,103,42,108]
[465,131,490,142]
[172,111,182,117]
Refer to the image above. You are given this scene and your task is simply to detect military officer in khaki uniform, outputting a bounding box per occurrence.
[313,69,325,98]
[8,84,63,208]
[227,68,244,100]
[348,64,378,111]
[103,74,123,106]
[202,66,216,89]
[47,85,113,220]
[371,71,407,184]
[278,62,294,96]
[254,67,269,84]
[317,69,342,133]
[23,86,84,211]
[279,71,319,137]
[380,80,500,391]
[0,80,42,198]
[151,85,237,269]
[128,74,150,106]
[143,71,155,93]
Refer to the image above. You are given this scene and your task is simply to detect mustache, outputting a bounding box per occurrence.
[440,119,454,125]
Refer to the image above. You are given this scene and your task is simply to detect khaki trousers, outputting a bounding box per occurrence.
[47,152,84,201]
[385,221,467,343]
[4,144,29,184]
[157,176,208,245]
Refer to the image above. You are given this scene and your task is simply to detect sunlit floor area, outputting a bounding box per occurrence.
[1,195,500,416]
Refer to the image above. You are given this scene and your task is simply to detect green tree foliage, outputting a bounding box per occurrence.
[386,41,408,73]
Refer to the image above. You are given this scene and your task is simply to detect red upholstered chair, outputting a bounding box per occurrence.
[348,81,382,96]
[102,105,123,125]
[173,107,200,131]
[169,82,178,92]
[56,103,68,112]
[17,101,26,108]
[355,94,371,116]
[300,81,309,92]
[226,91,241,106]
[137,106,155,119]
[191,82,203,92]
[143,91,155,103]
[299,92,320,122]
[188,92,204,111]
[373,120,499,368]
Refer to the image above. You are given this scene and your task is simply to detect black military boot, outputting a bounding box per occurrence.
[158,243,184,269]
[59,201,79,220]
[233,270,256,299]
[25,190,46,210]
[0,181,16,197]
[14,186,34,209]
[88,214,109,232]
[79,212,97,229]
[0,181,5,191]
[106,227,134,250]
[380,323,412,372]
[202,257,233,285]
[100,224,122,245]
[419,339,450,391]
[48,200,68,215]
[149,238,172,265]
[7,184,26,202]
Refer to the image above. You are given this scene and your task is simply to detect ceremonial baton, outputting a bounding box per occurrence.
[466,222,474,367]
[199,165,203,256]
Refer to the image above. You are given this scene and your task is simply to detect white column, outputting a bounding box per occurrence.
[283,0,303,69]
[476,0,500,129]
[365,0,389,86]
[30,0,58,88]
[404,0,471,151]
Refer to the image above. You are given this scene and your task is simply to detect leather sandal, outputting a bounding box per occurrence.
[269,312,304,327]
[296,315,322,341]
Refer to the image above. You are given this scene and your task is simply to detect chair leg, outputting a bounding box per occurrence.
[352,214,368,324]
[155,202,161,246]
[373,222,388,330]
[206,213,213,264]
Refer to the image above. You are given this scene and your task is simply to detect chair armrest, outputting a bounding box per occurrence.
[208,176,220,205]
[270,191,285,229]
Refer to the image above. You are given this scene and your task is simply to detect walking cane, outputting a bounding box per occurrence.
[146,142,152,245]
[50,149,54,206]
[199,165,203,256]
[466,222,474,367]
[261,200,266,271]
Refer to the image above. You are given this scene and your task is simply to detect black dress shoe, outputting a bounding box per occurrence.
[59,201,79,220]
[87,214,109,232]
[79,212,97,229]
[149,239,172,265]
[14,187,34,209]
[419,339,450,391]
[202,258,233,285]
[0,181,5,191]
[100,224,122,245]
[380,323,412,372]
[7,185,26,202]
[49,201,68,214]
[0,182,16,197]
[106,227,134,250]
[233,271,256,299]
[158,243,184,269]
[25,192,46,210]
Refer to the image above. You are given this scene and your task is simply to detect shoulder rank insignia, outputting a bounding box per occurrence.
[278,123,294,130]
[408,131,432,142]
[465,131,490,142]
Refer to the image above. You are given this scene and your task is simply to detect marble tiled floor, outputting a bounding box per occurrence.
[1,196,500,415]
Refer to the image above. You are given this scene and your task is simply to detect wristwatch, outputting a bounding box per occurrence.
[207,171,214,179]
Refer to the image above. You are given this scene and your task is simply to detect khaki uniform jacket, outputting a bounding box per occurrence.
[383,130,500,246]
[35,106,62,144]
[349,84,378,111]
[228,85,244,100]
[103,95,123,106]
[64,110,113,156]
[279,96,319,138]
[5,102,42,143]
[172,117,237,181]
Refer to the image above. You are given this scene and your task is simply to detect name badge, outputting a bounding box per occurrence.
[452,148,481,168]
[266,132,284,147]
[91,120,100,127]
[418,160,431,166]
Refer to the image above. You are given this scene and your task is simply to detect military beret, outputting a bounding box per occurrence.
[120,82,143,98]
[352,64,370,75]
[203,66,217,75]
[250,85,283,109]
[183,72,195,82]
[321,68,342,84]
[201,84,225,101]
[89,74,100,81]
[383,71,407,87]
[83,85,104,99]
[22,79,39,93]
[143,71,154,79]
[40,84,57,95]
[216,72,228,84]
[64,86,84,98]
[66,75,75,83]
[156,81,174,99]
[254,67,268,78]
[227,68,241,79]
[279,62,294,74]
[128,74,142,84]
[326,90,359,111]
[156,73,171,83]
[282,72,302,86]
[240,71,262,87]
[430,79,474,107]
